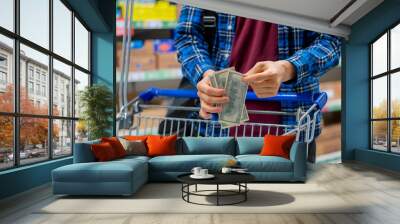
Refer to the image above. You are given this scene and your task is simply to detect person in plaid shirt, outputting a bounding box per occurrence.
[174,6,341,162]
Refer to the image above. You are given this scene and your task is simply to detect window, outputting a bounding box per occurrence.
[41,73,46,83]
[42,85,46,97]
[74,69,89,119]
[0,70,7,93]
[0,71,6,85]
[20,0,49,48]
[0,54,7,67]
[371,23,400,153]
[0,1,91,170]
[53,59,72,117]
[35,70,41,81]
[0,35,13,112]
[0,116,13,170]
[28,81,34,94]
[19,117,49,165]
[28,67,34,80]
[53,119,72,158]
[74,69,89,142]
[35,83,40,95]
[0,0,14,31]
[74,18,90,70]
[0,54,8,90]
[53,0,72,60]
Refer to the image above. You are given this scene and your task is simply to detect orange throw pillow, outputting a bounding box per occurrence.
[101,137,126,158]
[91,142,117,162]
[146,135,177,157]
[260,134,296,159]
[124,135,148,141]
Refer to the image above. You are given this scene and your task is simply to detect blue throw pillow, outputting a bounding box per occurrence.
[236,137,264,155]
[73,139,100,163]
[180,137,235,155]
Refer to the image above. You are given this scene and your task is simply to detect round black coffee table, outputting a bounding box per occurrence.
[177,173,255,206]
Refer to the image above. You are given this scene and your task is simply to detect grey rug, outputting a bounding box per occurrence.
[38,183,362,214]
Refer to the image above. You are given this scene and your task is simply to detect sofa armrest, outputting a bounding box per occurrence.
[73,140,100,163]
[289,141,307,181]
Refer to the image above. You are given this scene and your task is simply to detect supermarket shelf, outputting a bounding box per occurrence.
[322,99,341,113]
[127,68,182,82]
[116,16,177,38]
[117,28,175,40]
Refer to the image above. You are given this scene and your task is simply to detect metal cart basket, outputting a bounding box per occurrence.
[117,87,327,144]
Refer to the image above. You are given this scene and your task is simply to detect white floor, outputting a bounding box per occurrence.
[1,162,400,224]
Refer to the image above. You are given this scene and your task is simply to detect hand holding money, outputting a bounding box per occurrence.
[196,70,229,119]
[208,68,249,128]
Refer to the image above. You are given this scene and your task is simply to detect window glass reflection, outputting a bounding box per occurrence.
[372,34,387,76]
[74,69,89,118]
[53,59,72,117]
[0,35,14,113]
[372,76,387,119]
[20,0,49,49]
[53,0,72,60]
[391,24,400,70]
[53,119,72,157]
[20,44,49,115]
[372,121,388,151]
[0,0,14,31]
[0,116,14,170]
[20,117,49,165]
[74,18,89,69]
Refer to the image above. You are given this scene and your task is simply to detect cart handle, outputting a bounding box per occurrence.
[139,87,327,109]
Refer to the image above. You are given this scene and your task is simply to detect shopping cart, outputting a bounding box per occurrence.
[117,87,327,144]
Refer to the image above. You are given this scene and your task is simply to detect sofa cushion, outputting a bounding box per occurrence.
[180,137,236,155]
[236,155,293,172]
[101,137,127,158]
[124,135,148,141]
[149,154,235,172]
[260,135,296,159]
[119,139,147,156]
[236,137,264,155]
[73,140,100,163]
[53,158,148,183]
[91,142,118,161]
[147,135,177,157]
[115,155,150,164]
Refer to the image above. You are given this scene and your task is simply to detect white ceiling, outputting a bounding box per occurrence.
[170,0,384,38]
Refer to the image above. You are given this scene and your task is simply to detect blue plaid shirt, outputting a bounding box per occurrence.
[174,6,341,137]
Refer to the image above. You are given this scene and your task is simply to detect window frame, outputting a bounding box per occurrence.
[370,20,400,154]
[0,0,92,171]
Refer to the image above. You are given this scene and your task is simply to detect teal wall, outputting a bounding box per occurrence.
[0,158,72,199]
[0,0,115,200]
[343,0,400,171]
[92,32,116,135]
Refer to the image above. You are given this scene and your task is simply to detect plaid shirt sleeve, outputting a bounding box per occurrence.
[174,6,215,87]
[285,31,342,84]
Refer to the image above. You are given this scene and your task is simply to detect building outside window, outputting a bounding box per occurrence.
[28,81,34,94]
[35,70,40,81]
[41,85,46,97]
[0,0,91,170]
[28,66,34,80]
[0,54,7,90]
[370,23,400,153]
[35,83,40,95]
[0,54,7,67]
[41,73,46,83]
[0,71,7,93]
[0,71,6,85]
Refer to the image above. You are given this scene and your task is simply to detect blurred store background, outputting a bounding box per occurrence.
[115,0,342,163]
